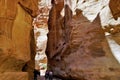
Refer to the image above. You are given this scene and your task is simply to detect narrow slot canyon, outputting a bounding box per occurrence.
[0,0,120,80]
[33,0,51,77]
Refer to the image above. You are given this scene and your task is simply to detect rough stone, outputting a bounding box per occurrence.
[46,1,120,80]
[109,0,120,20]
[46,0,64,58]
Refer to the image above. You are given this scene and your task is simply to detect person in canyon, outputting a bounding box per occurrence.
[45,71,53,80]
[34,69,40,80]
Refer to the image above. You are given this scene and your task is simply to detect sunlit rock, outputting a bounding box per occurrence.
[64,0,120,26]
[33,0,50,75]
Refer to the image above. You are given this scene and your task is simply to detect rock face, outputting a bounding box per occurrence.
[109,0,120,20]
[109,0,120,48]
[46,0,120,80]
[0,72,28,80]
[0,0,38,80]
[46,0,64,58]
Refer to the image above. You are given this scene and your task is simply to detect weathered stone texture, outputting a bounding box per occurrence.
[0,72,28,80]
[46,0,64,58]
[109,0,120,20]
[0,0,38,80]
[46,0,120,80]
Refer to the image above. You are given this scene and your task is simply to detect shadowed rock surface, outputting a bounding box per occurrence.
[46,0,120,80]
[0,0,38,80]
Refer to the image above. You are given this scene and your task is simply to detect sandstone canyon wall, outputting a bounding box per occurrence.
[109,1,120,48]
[109,0,120,20]
[46,0,120,80]
[0,0,38,80]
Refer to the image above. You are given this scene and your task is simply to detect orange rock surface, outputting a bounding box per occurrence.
[0,0,38,80]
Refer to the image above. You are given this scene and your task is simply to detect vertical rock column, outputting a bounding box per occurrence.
[46,0,64,59]
[0,0,38,80]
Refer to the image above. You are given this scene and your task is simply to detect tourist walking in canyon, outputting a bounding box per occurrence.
[34,69,40,80]
[45,71,53,80]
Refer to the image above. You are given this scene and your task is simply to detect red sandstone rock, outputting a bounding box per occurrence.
[46,0,64,58]
[46,1,120,79]
[109,0,120,20]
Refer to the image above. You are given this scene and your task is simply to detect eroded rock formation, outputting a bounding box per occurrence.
[109,0,120,48]
[46,0,120,80]
[0,0,38,80]
[46,0,64,58]
[109,0,120,20]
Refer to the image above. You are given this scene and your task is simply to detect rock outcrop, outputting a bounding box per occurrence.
[0,0,38,80]
[46,0,120,80]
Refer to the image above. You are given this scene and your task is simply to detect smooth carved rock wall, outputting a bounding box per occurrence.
[0,0,38,80]
[46,0,120,80]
